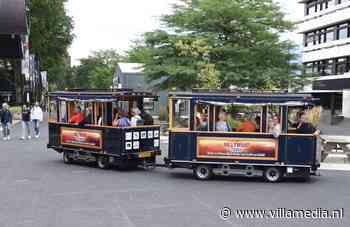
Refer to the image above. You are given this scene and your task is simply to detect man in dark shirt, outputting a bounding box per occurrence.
[1,103,12,140]
[21,105,31,140]
[296,112,317,134]
[141,110,154,126]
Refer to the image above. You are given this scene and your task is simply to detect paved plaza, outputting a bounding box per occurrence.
[0,120,349,227]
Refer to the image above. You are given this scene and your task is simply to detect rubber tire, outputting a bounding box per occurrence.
[97,156,109,169]
[63,152,73,164]
[194,165,213,180]
[264,167,283,183]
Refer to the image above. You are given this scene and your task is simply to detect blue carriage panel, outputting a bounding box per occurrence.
[169,132,196,161]
[284,135,316,165]
[278,136,288,163]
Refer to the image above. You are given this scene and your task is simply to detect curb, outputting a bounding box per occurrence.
[320,163,350,171]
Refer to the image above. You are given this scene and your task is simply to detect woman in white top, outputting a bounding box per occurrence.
[269,115,281,138]
[130,108,142,127]
[216,111,229,132]
[31,102,43,138]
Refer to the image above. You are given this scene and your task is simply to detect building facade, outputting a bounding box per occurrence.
[113,63,168,121]
[299,0,350,119]
[0,0,44,105]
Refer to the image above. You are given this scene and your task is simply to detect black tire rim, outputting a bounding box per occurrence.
[97,157,108,169]
[197,166,209,179]
[266,168,280,182]
[63,153,71,163]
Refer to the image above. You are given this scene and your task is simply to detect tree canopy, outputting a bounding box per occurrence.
[128,0,302,90]
[29,0,74,90]
[69,50,124,89]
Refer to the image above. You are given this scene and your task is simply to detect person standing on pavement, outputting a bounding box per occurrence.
[21,105,31,140]
[1,103,12,141]
[31,102,43,138]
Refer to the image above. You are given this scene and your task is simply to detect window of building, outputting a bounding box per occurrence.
[326,27,335,42]
[336,58,347,75]
[319,0,329,10]
[305,32,316,46]
[318,60,327,76]
[325,59,334,75]
[317,29,326,44]
[337,23,349,40]
[306,0,317,15]
[305,63,313,74]
[347,57,350,73]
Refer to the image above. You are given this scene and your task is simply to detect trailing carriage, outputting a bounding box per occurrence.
[165,90,321,182]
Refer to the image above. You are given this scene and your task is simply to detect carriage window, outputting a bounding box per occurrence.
[59,101,68,123]
[172,99,190,129]
[287,106,321,132]
[84,102,94,125]
[195,104,209,131]
[288,107,304,132]
[118,101,129,113]
[267,106,283,134]
[49,101,57,122]
[95,103,106,126]
[215,105,262,133]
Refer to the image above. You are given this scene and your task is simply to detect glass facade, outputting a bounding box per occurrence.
[304,57,350,76]
[304,22,350,47]
[305,0,345,16]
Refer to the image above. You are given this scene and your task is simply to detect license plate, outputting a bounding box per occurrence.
[139,152,152,158]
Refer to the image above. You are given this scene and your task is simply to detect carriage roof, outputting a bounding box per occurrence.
[48,89,158,102]
[169,90,318,106]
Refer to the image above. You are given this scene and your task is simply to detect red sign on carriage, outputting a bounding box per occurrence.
[197,137,278,161]
[60,127,103,150]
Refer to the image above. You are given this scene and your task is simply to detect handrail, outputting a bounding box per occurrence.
[49,121,160,129]
[169,128,317,137]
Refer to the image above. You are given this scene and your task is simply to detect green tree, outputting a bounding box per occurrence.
[71,50,124,89]
[29,0,74,90]
[128,0,300,90]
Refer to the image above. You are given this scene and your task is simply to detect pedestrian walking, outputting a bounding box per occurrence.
[1,103,12,141]
[21,105,31,140]
[31,102,43,138]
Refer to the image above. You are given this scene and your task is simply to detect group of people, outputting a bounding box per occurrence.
[0,102,43,141]
[215,110,262,133]
[112,107,154,127]
[69,106,154,128]
[202,108,318,137]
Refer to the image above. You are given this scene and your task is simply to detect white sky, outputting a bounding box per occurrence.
[66,0,304,65]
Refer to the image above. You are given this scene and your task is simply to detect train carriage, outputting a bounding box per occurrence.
[47,89,161,169]
[165,90,321,182]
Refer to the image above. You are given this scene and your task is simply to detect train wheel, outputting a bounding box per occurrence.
[63,152,73,164]
[264,167,283,183]
[194,165,213,180]
[97,156,109,169]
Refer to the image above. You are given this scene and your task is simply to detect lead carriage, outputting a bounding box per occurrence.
[47,89,161,169]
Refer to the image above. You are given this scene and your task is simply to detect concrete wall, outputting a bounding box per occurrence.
[303,40,350,62]
[343,89,350,118]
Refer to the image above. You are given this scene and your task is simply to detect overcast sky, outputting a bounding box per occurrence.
[66,0,304,65]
